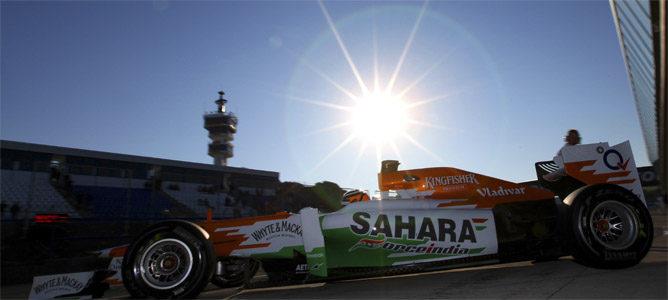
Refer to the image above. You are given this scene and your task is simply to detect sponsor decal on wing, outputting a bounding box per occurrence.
[562,141,645,203]
[29,272,94,299]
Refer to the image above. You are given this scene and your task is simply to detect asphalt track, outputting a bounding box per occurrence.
[4,215,666,299]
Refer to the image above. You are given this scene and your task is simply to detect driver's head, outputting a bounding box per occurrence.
[565,129,581,145]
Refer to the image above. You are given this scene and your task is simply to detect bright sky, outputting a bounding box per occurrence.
[1,1,650,194]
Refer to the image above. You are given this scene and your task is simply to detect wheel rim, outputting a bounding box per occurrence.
[139,238,194,290]
[588,200,639,250]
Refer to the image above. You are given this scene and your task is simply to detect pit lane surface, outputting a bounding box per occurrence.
[212,258,666,299]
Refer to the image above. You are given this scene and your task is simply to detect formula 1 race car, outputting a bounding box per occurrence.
[116,141,653,298]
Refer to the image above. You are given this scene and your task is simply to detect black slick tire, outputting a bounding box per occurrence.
[567,184,653,269]
[121,220,216,298]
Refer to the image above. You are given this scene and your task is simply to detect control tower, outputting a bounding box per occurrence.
[204,91,238,166]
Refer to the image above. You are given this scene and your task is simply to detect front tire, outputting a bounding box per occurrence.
[567,184,653,268]
[121,221,216,298]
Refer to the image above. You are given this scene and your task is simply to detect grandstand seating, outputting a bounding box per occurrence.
[1,170,80,218]
[69,174,146,189]
[71,185,173,219]
[162,181,237,218]
[1,170,256,220]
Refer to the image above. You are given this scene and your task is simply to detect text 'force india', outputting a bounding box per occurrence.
[119,141,653,298]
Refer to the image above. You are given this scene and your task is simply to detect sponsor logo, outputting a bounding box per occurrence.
[31,274,88,297]
[349,238,386,252]
[604,251,636,261]
[295,264,308,274]
[250,221,302,242]
[425,174,479,189]
[603,149,630,171]
[476,186,525,197]
[639,168,658,184]
[349,239,485,255]
[383,241,481,255]
[440,185,466,192]
[349,212,481,243]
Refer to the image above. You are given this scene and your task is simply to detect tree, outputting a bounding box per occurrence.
[312,181,343,212]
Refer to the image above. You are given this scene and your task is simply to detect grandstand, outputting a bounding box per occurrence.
[0,140,279,221]
[1,169,80,218]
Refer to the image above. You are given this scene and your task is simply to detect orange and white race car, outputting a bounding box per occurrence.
[112,141,652,298]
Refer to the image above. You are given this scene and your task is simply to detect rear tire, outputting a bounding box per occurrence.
[121,221,216,298]
[567,184,653,268]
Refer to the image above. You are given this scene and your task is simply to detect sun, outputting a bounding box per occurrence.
[352,91,410,143]
[290,0,450,176]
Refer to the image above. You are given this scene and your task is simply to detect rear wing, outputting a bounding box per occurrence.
[534,161,585,199]
[535,161,559,177]
[542,141,646,205]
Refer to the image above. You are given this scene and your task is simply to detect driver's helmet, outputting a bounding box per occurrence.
[342,190,370,203]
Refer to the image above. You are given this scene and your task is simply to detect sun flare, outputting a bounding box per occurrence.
[352,92,409,143]
[294,0,450,176]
